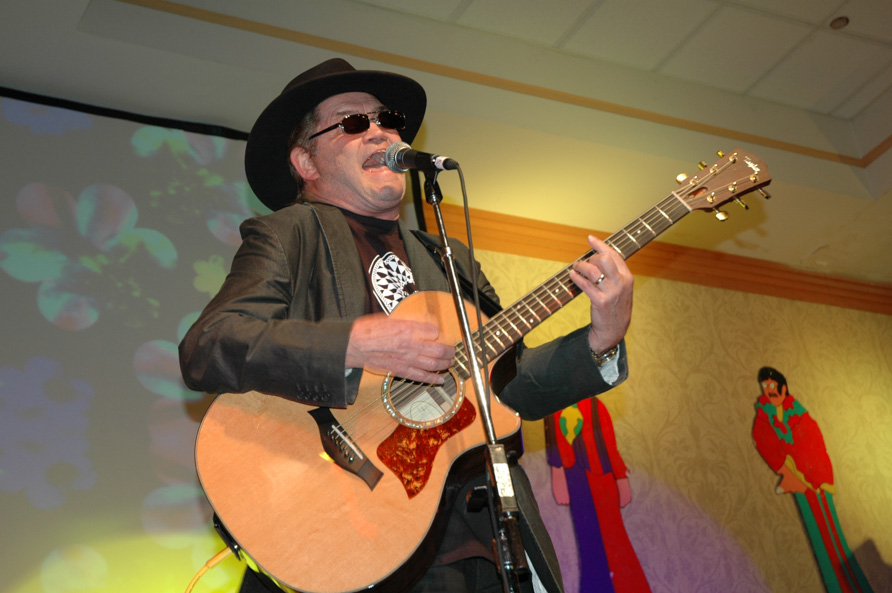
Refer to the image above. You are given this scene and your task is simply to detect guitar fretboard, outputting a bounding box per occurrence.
[451,192,692,378]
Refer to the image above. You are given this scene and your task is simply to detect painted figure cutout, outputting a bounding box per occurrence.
[752,367,874,593]
[545,397,651,593]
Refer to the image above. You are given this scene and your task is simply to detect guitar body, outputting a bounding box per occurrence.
[195,291,522,593]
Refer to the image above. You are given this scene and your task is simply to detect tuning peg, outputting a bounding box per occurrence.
[713,208,729,221]
[734,197,749,210]
[717,150,725,158]
[676,173,688,184]
[758,189,771,200]
[697,161,708,170]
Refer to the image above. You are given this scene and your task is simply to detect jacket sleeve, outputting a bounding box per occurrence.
[178,215,356,407]
[498,330,629,421]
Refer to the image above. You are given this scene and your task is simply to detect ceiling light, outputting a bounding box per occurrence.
[829,16,850,30]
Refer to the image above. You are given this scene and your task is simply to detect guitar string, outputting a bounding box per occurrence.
[334,371,468,445]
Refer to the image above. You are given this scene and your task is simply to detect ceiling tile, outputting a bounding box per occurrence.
[561,0,717,71]
[729,0,842,24]
[834,62,892,119]
[749,30,892,113]
[355,0,465,20]
[455,0,593,46]
[657,5,812,93]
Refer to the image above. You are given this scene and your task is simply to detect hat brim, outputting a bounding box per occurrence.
[245,69,426,212]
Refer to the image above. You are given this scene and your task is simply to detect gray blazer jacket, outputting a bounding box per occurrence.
[179,201,629,592]
[179,201,627,420]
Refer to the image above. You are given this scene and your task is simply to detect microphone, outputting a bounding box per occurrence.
[385,142,459,173]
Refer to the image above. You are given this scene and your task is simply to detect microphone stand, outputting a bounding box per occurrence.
[420,169,527,593]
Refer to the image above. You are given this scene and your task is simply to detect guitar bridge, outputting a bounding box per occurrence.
[308,407,383,491]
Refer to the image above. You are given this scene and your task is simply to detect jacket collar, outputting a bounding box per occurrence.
[308,203,449,317]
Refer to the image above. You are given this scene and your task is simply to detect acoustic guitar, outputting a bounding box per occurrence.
[195,149,771,593]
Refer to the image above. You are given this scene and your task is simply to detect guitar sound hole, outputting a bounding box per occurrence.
[382,369,464,429]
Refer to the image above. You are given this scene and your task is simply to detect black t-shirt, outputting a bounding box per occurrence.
[340,207,417,315]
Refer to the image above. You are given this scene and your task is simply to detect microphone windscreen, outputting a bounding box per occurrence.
[385,142,411,173]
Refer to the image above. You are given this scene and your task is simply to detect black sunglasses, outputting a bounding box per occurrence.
[308,110,406,140]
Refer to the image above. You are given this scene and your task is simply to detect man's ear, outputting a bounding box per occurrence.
[290,145,319,181]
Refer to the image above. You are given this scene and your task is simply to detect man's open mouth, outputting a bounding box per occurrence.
[362,151,387,170]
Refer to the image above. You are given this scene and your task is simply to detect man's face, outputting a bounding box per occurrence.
[292,92,407,219]
[761,378,787,406]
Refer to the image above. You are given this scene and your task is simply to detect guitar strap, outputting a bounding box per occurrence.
[409,230,502,318]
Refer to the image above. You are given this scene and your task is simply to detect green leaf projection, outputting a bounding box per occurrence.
[0,94,263,592]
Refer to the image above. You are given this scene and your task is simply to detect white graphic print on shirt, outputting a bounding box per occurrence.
[370,252,415,314]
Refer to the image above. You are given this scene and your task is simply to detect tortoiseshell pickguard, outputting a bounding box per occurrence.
[376,398,477,498]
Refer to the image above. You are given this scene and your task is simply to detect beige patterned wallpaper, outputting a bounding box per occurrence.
[475,248,892,593]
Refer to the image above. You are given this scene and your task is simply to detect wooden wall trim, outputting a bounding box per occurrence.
[423,204,892,316]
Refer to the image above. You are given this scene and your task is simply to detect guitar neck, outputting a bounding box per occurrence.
[453,192,691,373]
[449,147,772,377]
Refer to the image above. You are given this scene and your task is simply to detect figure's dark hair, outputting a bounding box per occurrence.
[758,366,787,391]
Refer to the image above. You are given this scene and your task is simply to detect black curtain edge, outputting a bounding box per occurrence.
[0,85,248,141]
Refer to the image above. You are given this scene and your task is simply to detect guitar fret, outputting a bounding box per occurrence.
[624,219,654,244]
[608,240,625,259]
[488,327,508,350]
[454,351,469,373]
[655,205,673,224]
[620,226,641,248]
[544,284,565,308]
[510,307,533,331]
[530,289,551,314]
[521,299,543,325]
[555,274,578,301]
[640,215,667,235]
[503,316,523,338]
[639,218,655,237]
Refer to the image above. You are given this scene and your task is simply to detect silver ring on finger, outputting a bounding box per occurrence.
[595,273,605,285]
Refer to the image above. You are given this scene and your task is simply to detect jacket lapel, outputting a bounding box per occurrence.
[311,204,367,319]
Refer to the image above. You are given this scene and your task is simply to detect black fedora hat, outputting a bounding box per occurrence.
[245,58,427,211]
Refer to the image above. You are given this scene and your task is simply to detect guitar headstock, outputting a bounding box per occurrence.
[676,149,772,220]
